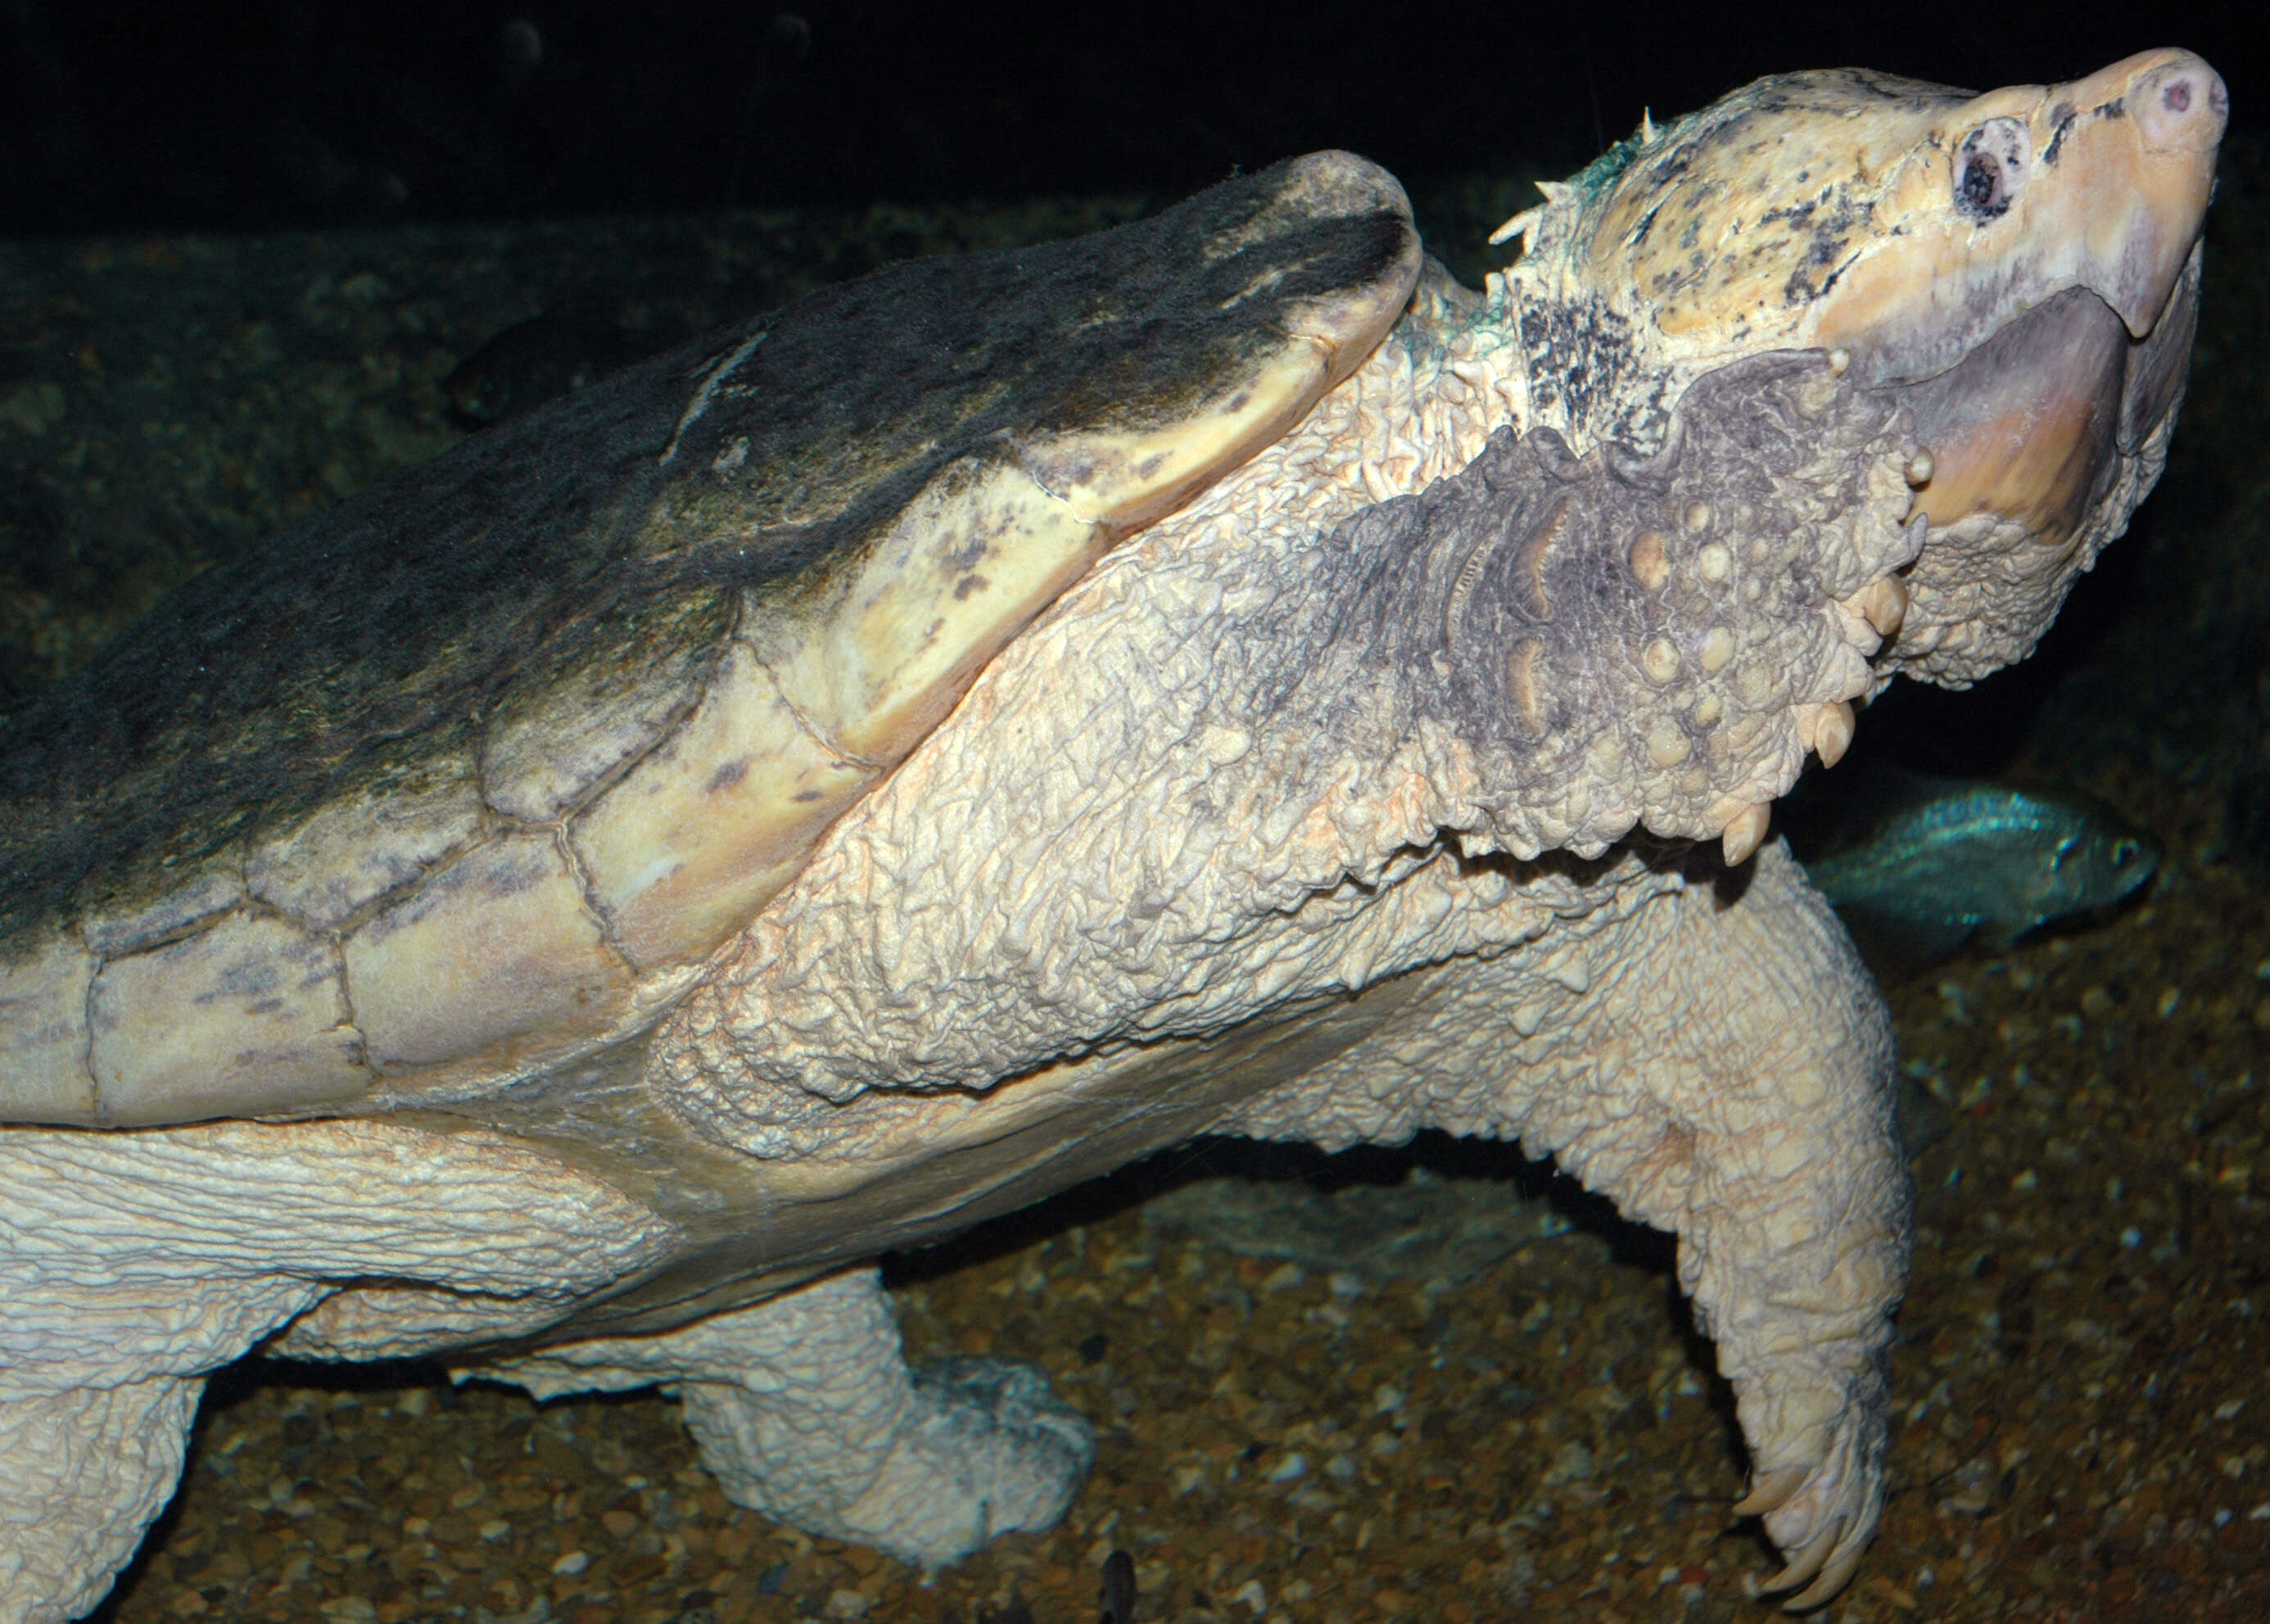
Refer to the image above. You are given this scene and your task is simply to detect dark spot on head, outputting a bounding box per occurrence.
[1952,127,2019,221]
[2092,97,2127,120]
[1135,451,1169,480]
[792,789,822,803]
[1222,390,1250,414]
[952,573,990,600]
[706,759,748,794]
[2043,105,2076,166]
[1961,158,2000,214]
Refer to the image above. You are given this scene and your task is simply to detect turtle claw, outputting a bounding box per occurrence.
[1731,1461,1810,1518]
[1734,1392,1888,1609]
[1758,1513,1844,1602]
[1780,1538,1872,1613]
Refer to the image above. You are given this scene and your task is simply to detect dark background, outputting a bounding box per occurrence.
[0,0,2259,234]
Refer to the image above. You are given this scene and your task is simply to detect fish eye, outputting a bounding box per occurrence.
[1953,119,2030,222]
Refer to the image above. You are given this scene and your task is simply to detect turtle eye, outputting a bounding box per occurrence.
[1952,118,2030,222]
[2110,837,2141,868]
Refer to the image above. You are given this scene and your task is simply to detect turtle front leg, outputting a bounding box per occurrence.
[478,1267,1095,1567]
[1494,844,1909,1606]
[1231,841,1908,1606]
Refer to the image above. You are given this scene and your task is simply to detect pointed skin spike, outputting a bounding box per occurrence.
[1865,574,1909,638]
[1487,206,1543,247]
[1815,701,1855,767]
[1721,801,1771,866]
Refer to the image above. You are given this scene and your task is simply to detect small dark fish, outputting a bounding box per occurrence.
[443,314,652,427]
[1099,1548,1137,1624]
[1800,767,2159,962]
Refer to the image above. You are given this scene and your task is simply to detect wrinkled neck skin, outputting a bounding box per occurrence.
[1476,48,2225,690]
[1216,340,1915,873]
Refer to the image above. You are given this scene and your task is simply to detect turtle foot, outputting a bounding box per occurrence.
[760,1356,1096,1566]
[1735,1384,1888,1612]
[0,1377,203,1624]
[480,1269,1094,1569]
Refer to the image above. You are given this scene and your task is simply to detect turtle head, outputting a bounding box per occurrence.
[1501,48,2225,685]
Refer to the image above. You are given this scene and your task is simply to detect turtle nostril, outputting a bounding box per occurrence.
[2136,60,2228,151]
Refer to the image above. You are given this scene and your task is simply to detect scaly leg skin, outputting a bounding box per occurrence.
[477,1268,1095,1567]
[1495,848,1909,1608]
[0,1377,202,1624]
[1233,843,1908,1608]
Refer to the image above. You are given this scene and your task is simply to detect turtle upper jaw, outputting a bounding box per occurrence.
[2069,50,2227,337]
[1814,49,2225,387]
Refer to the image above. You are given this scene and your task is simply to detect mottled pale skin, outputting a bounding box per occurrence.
[0,49,2225,1624]
[655,347,1917,1604]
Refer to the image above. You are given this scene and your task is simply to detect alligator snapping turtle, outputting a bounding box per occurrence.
[0,47,2224,1620]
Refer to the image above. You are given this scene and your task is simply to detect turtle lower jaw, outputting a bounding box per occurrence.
[1865,258,2198,690]
[1877,183,2205,551]
[1888,282,2132,548]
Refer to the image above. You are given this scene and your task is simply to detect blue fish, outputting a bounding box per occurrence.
[1798,768,2159,962]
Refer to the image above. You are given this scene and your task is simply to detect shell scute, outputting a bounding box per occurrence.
[343,831,631,1085]
[0,934,96,1121]
[571,638,875,971]
[246,743,485,932]
[481,587,738,825]
[88,913,364,1124]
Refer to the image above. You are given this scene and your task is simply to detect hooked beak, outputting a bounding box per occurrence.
[2036,49,2226,339]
